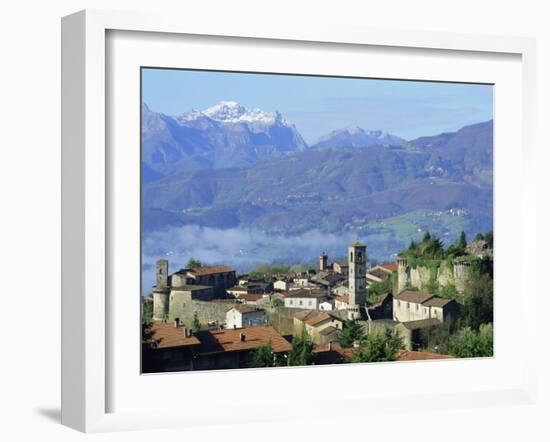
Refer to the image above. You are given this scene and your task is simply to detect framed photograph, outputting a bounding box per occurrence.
[61,9,537,432]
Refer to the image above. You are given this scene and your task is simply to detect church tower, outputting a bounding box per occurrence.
[319,251,328,271]
[156,259,169,289]
[348,241,367,319]
[153,259,170,322]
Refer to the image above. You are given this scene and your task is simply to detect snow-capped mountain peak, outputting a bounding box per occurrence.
[312,126,406,149]
[180,101,285,125]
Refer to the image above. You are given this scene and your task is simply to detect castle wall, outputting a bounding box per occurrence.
[437,262,454,287]
[168,299,238,327]
[153,291,169,321]
[265,307,297,336]
[453,264,470,294]
[409,267,433,292]
[397,259,474,295]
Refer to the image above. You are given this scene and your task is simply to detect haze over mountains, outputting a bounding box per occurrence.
[141,101,493,268]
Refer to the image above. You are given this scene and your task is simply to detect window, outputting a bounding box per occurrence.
[358,252,362,261]
[350,252,353,262]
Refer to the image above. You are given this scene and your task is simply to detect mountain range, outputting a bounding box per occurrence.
[141,101,493,259]
[142,101,308,181]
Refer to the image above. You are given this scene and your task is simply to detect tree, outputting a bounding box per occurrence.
[187,258,203,269]
[347,330,404,363]
[192,311,201,332]
[449,323,493,358]
[422,231,432,243]
[418,320,454,354]
[251,340,275,368]
[461,273,493,330]
[338,319,366,348]
[142,299,153,324]
[457,231,467,251]
[288,327,316,366]
[440,283,458,299]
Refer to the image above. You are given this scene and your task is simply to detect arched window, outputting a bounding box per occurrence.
[350,252,353,262]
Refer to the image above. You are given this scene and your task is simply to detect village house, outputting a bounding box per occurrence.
[333,285,349,297]
[366,263,397,284]
[292,310,344,345]
[226,305,268,329]
[143,323,291,372]
[293,276,312,287]
[273,279,290,291]
[283,289,331,310]
[334,294,350,310]
[332,260,349,276]
[367,293,393,320]
[393,290,459,323]
[226,285,248,298]
[311,271,346,289]
[170,264,237,296]
[319,299,334,311]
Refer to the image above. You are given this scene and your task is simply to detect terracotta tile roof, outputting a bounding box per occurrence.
[171,285,212,292]
[394,290,435,305]
[149,324,201,349]
[238,294,264,302]
[197,326,291,354]
[188,265,235,276]
[285,289,329,299]
[293,310,333,326]
[313,342,355,363]
[423,297,453,308]
[319,325,340,336]
[380,263,398,272]
[231,304,259,314]
[335,295,349,304]
[397,350,453,361]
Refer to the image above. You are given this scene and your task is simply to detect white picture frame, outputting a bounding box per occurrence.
[61,9,537,433]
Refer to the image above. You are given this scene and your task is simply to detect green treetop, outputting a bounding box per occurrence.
[288,327,316,366]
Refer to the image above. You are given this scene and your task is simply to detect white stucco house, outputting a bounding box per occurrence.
[393,290,459,323]
[226,305,268,329]
[319,300,334,311]
[283,290,330,310]
[273,280,289,291]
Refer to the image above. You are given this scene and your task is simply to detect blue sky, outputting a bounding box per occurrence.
[142,68,493,143]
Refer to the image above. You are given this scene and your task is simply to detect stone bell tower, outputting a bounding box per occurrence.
[319,251,328,271]
[156,258,169,289]
[348,241,367,319]
[153,259,170,322]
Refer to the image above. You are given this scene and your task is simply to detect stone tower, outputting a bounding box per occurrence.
[319,251,328,271]
[153,259,170,322]
[348,241,367,319]
[396,255,409,293]
[156,259,169,289]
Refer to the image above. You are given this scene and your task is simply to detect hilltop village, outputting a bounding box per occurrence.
[142,231,494,372]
